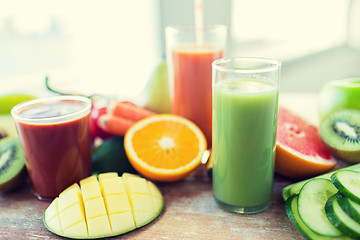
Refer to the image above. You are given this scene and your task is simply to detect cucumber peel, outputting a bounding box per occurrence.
[336,192,360,223]
[285,195,348,240]
[326,194,360,239]
[331,170,360,204]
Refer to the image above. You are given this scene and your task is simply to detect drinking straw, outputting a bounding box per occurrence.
[194,0,204,45]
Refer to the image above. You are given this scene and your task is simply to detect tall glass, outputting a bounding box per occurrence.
[11,95,92,201]
[165,25,227,146]
[212,58,281,214]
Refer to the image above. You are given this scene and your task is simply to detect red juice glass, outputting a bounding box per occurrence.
[165,25,227,146]
[11,95,92,201]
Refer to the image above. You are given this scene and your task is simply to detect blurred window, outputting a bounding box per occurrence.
[230,0,350,60]
[0,0,161,97]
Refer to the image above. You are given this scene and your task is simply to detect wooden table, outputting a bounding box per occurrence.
[0,93,324,239]
[0,167,303,240]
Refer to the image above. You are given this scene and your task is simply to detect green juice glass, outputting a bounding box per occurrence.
[212,58,281,214]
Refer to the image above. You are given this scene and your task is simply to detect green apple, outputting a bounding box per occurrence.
[319,78,360,121]
[138,61,172,114]
[0,94,36,115]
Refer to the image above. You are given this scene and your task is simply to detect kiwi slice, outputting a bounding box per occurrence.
[319,109,360,163]
[0,137,26,192]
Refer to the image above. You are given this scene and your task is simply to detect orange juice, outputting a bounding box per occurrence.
[172,45,222,145]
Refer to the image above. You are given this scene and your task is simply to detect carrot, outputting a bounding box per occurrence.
[111,101,155,121]
[98,114,136,136]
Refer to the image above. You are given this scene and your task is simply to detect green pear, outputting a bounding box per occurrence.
[138,61,172,114]
[318,78,360,121]
[0,94,36,115]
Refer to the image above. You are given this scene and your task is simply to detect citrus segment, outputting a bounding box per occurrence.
[124,114,207,182]
[275,107,336,179]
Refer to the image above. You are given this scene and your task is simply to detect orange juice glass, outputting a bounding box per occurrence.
[165,25,227,146]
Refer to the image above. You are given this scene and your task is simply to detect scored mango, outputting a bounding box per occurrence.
[44,172,164,239]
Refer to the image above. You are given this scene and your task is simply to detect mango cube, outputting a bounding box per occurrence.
[104,194,131,214]
[58,184,82,212]
[87,215,112,237]
[79,175,97,186]
[124,177,149,195]
[128,193,154,212]
[63,220,88,238]
[98,172,118,185]
[46,215,62,234]
[84,197,108,219]
[81,180,102,201]
[101,177,126,196]
[44,172,164,239]
[59,203,85,230]
[44,197,59,222]
[133,211,157,227]
[109,211,135,233]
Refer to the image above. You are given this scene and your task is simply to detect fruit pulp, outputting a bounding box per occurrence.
[171,44,223,146]
[44,173,164,239]
[213,79,278,213]
[15,100,92,200]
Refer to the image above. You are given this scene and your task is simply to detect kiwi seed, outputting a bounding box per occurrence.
[0,130,7,140]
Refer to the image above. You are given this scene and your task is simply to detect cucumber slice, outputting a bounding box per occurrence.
[336,192,360,223]
[326,194,360,239]
[286,195,351,240]
[282,163,360,201]
[298,178,342,237]
[331,170,360,204]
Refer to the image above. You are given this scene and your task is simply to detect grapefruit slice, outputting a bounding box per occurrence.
[275,106,337,179]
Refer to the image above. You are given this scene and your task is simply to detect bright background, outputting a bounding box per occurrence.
[1,0,360,99]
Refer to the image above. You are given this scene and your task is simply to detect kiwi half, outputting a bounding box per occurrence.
[319,109,360,163]
[0,137,26,192]
[0,115,18,140]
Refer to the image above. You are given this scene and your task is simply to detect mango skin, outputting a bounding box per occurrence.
[43,172,164,239]
[318,78,360,121]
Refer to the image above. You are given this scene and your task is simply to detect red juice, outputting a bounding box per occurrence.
[172,44,223,146]
[12,96,92,200]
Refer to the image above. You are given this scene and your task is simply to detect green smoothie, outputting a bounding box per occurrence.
[212,79,278,212]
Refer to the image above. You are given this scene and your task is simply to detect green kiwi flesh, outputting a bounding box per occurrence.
[320,109,360,163]
[0,115,18,140]
[0,137,26,192]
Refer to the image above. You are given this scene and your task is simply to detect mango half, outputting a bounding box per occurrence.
[44,172,164,239]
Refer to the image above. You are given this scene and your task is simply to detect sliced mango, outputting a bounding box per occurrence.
[43,172,164,239]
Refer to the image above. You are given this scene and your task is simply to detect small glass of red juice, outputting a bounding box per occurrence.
[11,95,92,201]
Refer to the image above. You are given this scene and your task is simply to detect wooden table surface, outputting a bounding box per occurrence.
[0,93,328,240]
[0,167,303,240]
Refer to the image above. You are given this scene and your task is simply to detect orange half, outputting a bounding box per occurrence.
[124,114,207,182]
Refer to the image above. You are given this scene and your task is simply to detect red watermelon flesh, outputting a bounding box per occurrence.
[275,106,336,179]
